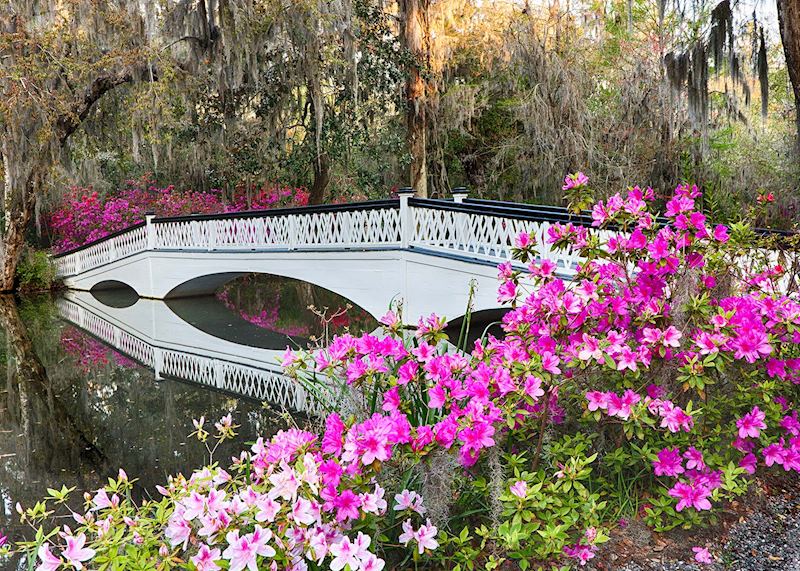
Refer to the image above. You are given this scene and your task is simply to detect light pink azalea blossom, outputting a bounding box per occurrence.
[36,544,61,571]
[61,533,96,570]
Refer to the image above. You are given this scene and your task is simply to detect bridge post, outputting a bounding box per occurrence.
[153,347,163,381]
[452,187,469,251]
[452,187,469,203]
[208,220,217,251]
[398,187,415,249]
[108,236,117,261]
[145,212,156,250]
[288,215,298,250]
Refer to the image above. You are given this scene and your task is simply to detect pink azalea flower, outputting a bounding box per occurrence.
[616,347,638,371]
[509,480,528,499]
[62,533,96,570]
[762,443,785,467]
[398,519,439,554]
[733,329,772,363]
[563,543,596,566]
[393,489,426,515]
[222,527,275,571]
[333,489,361,522]
[329,536,360,571]
[736,406,767,439]
[586,390,609,412]
[713,224,729,242]
[191,544,222,571]
[653,448,685,477]
[165,513,192,548]
[497,280,517,303]
[693,546,714,564]
[739,452,757,474]
[668,482,712,511]
[36,543,61,571]
[541,351,561,374]
[781,412,800,436]
[683,447,705,470]
[524,376,545,400]
[562,171,589,191]
[378,310,400,327]
[360,552,386,571]
[415,520,439,554]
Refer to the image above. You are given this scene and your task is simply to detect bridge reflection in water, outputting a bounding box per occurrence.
[57,290,329,415]
[0,293,291,560]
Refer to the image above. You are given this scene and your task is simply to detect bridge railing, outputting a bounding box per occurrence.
[153,200,402,251]
[53,195,596,278]
[54,190,798,283]
[54,200,405,277]
[406,197,588,272]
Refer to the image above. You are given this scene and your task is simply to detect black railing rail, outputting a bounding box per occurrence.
[410,197,598,226]
[152,198,399,224]
[52,221,147,259]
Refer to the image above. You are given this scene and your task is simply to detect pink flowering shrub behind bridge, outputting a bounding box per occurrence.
[50,178,310,253]
[15,177,800,570]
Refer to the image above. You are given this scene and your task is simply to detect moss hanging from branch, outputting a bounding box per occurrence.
[758,26,769,121]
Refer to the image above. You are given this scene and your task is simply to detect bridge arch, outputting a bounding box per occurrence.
[89,281,139,308]
[164,272,248,299]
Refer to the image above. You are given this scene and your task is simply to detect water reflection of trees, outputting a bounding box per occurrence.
[0,295,105,549]
[0,295,288,557]
[216,274,378,343]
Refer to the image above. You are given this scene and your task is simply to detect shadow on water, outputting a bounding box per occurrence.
[166,295,310,350]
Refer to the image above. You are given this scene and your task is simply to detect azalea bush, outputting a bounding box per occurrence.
[10,174,800,570]
[50,176,310,253]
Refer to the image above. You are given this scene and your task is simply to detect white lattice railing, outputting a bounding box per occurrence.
[54,196,598,279]
[154,206,402,251]
[54,202,408,278]
[56,298,323,414]
[408,205,585,272]
[55,224,149,277]
[52,192,800,283]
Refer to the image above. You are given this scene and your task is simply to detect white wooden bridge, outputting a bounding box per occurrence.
[54,191,589,324]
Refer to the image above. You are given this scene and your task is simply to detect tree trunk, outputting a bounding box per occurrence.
[0,174,39,292]
[310,153,331,205]
[0,218,25,292]
[778,0,800,151]
[400,0,429,197]
[305,12,329,206]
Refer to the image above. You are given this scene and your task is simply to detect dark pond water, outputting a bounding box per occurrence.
[0,274,379,568]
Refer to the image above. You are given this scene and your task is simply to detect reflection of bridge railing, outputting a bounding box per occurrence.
[56,298,323,415]
[52,194,602,278]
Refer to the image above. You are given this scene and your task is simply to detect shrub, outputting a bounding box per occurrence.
[15,248,56,292]
[9,174,800,570]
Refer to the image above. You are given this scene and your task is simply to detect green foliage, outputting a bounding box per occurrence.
[15,249,56,292]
